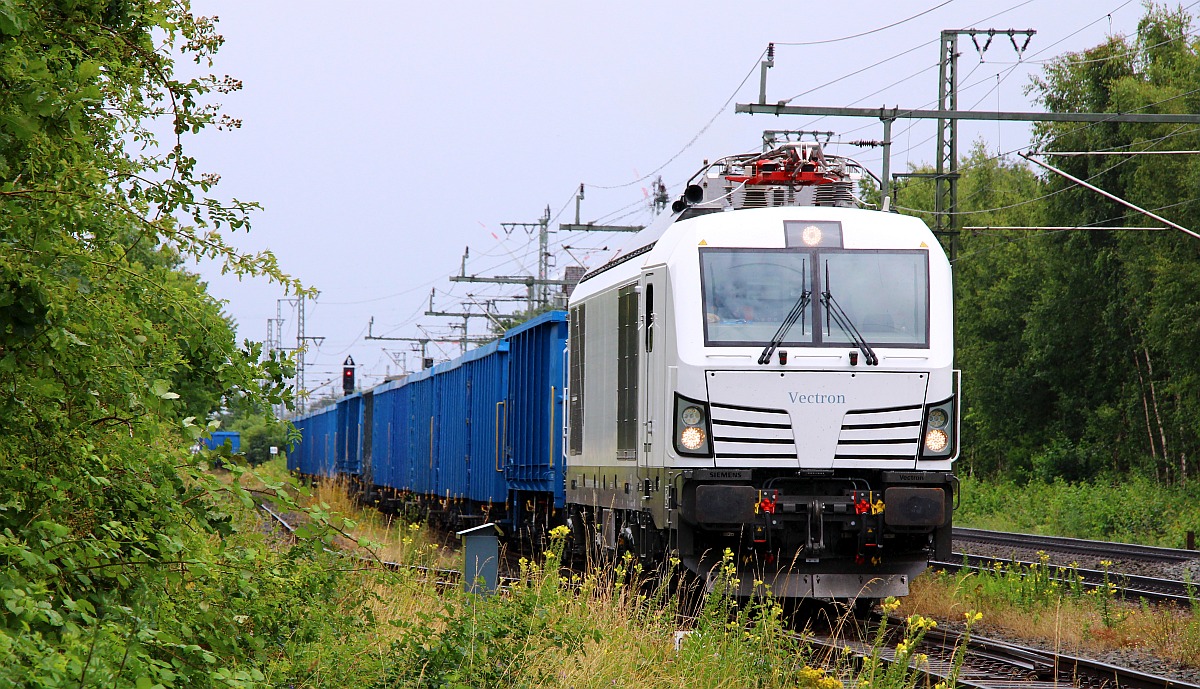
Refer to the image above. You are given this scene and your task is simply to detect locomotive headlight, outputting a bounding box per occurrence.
[801,225,823,246]
[920,396,956,458]
[924,428,949,453]
[927,408,948,429]
[680,426,706,450]
[785,221,843,248]
[674,394,713,456]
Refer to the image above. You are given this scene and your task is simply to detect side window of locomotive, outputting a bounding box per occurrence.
[616,285,639,460]
[820,251,929,347]
[644,283,654,352]
[568,304,585,456]
[700,248,813,346]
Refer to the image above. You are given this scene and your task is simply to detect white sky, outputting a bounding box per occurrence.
[184,0,1167,398]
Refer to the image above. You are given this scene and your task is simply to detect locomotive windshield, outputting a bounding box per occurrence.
[700,248,929,348]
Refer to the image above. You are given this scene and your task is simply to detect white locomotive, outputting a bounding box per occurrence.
[563,142,958,600]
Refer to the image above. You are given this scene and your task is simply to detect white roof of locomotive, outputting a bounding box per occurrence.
[569,206,943,304]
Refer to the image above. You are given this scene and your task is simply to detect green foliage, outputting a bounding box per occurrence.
[675,548,806,687]
[376,533,603,688]
[940,554,1129,629]
[948,553,1087,610]
[852,601,958,689]
[0,0,329,685]
[896,4,1200,484]
[956,475,1200,546]
[228,414,289,466]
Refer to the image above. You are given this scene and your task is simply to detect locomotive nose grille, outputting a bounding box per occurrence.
[834,404,923,460]
[709,402,798,459]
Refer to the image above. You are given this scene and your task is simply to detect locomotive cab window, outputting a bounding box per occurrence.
[700,247,929,348]
[820,252,928,347]
[700,249,814,347]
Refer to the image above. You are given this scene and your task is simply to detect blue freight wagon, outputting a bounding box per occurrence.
[504,312,567,536]
[289,311,567,532]
[204,431,242,454]
[290,404,338,477]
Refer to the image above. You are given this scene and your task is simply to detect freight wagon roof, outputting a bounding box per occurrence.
[503,309,566,337]
[295,306,562,424]
[293,401,338,424]
[372,337,508,391]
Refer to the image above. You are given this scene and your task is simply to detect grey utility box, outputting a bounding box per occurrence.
[457,523,501,595]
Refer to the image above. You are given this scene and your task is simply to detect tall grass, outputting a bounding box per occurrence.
[246,464,979,688]
[956,475,1200,547]
[903,561,1200,668]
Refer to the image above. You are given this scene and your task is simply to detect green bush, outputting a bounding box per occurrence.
[956,475,1200,547]
[235,415,290,466]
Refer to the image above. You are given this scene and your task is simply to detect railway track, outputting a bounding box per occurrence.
[954,527,1200,565]
[257,502,467,588]
[944,527,1200,606]
[811,617,1200,689]
[932,553,1197,606]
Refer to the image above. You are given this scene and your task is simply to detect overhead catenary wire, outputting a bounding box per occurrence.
[357,0,1139,358]
[582,49,766,190]
[950,196,1200,264]
[787,0,1151,176]
[846,0,1141,167]
[777,0,1041,105]
[781,0,1075,153]
[773,1,957,47]
[319,1,1193,385]
[1021,150,1200,239]
[900,123,1200,221]
[895,87,1200,219]
[424,23,1200,350]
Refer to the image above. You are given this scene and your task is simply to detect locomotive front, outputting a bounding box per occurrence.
[665,206,956,599]
[564,145,958,600]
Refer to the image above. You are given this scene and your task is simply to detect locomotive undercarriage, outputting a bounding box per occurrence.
[566,467,953,600]
[677,469,952,598]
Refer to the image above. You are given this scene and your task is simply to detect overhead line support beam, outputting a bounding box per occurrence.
[734,103,1200,124]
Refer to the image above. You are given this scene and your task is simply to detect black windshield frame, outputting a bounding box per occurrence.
[699,247,930,349]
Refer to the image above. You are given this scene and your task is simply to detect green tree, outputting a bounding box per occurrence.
[896,141,1053,477]
[1027,3,1200,484]
[0,1,316,685]
[906,4,1200,484]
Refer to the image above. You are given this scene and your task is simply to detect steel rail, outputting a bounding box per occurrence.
[923,626,1200,689]
[954,527,1200,564]
[933,554,1198,606]
[807,618,1200,689]
[257,502,466,586]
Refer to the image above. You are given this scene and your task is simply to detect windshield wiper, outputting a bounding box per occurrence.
[757,289,811,365]
[821,289,878,366]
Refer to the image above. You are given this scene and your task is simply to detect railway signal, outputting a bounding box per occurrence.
[342,356,355,395]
